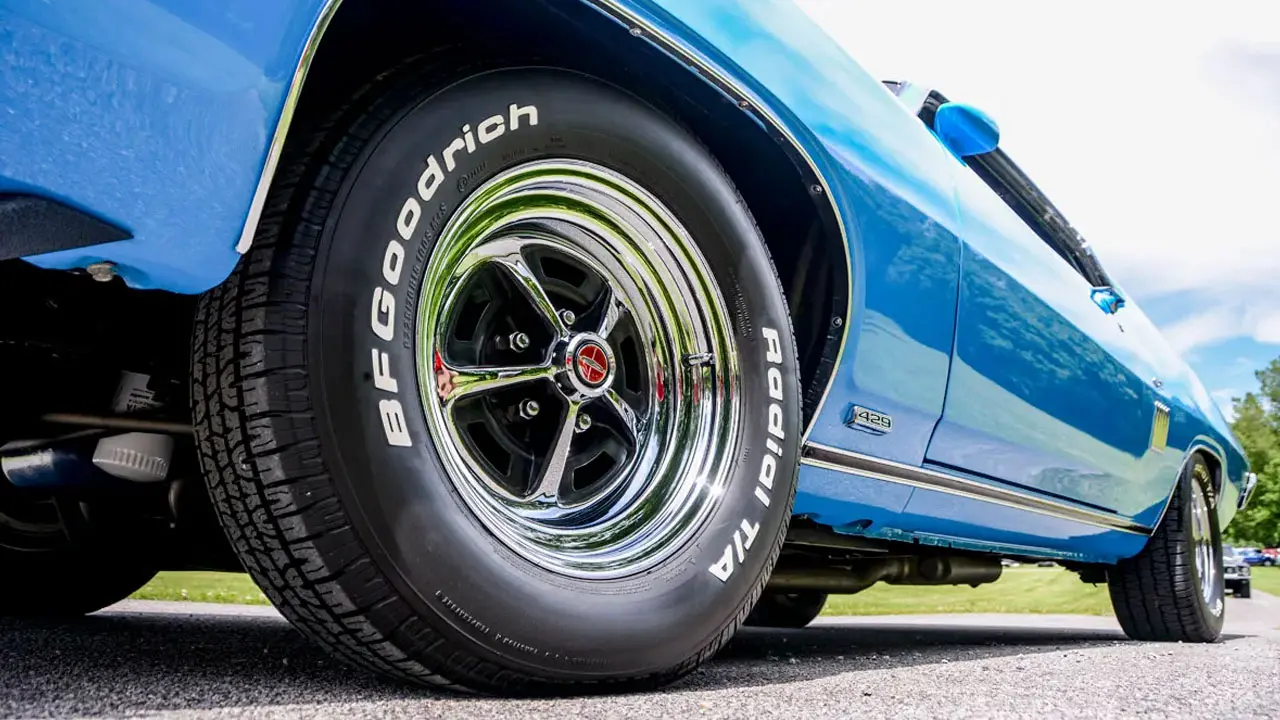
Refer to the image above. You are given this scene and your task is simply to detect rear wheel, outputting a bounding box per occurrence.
[1107,456,1224,642]
[745,591,827,628]
[194,65,801,694]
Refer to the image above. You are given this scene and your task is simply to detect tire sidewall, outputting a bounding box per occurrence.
[307,67,799,678]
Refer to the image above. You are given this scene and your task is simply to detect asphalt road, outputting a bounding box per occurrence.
[2,593,1277,719]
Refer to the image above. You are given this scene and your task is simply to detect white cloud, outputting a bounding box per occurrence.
[1163,304,1280,353]
[1163,309,1242,354]
[795,0,1280,347]
[1212,388,1241,422]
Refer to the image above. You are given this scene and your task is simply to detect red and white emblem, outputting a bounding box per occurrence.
[574,342,610,387]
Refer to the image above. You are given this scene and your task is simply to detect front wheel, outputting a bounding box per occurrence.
[1234,581,1252,599]
[194,65,802,694]
[1107,455,1224,642]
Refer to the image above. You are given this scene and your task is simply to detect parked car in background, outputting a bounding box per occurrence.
[1224,546,1253,598]
[1238,547,1276,567]
[0,0,1258,696]
[1264,548,1280,562]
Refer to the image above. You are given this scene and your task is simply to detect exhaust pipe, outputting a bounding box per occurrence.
[2,431,173,489]
[767,555,1002,593]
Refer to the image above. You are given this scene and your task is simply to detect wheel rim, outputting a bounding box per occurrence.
[415,159,740,579]
[1189,480,1222,611]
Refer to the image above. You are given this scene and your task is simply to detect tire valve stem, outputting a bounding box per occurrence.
[518,399,541,420]
[683,352,713,367]
[575,413,592,433]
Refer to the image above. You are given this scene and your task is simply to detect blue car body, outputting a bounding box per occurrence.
[2,0,1250,564]
[1239,548,1273,566]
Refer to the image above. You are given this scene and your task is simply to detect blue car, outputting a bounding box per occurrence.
[0,0,1259,694]
[1239,548,1276,567]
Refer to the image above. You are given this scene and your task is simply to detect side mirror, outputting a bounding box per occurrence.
[933,102,1000,157]
[1090,287,1127,315]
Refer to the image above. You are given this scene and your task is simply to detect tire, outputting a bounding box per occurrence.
[1235,581,1252,599]
[193,64,801,694]
[745,591,827,629]
[1107,455,1224,642]
[0,493,158,616]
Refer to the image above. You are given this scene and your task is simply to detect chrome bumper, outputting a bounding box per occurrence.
[1239,472,1258,510]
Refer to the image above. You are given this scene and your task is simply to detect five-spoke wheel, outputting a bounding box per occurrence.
[416,159,739,578]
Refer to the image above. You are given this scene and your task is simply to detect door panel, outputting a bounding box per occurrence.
[925,167,1157,515]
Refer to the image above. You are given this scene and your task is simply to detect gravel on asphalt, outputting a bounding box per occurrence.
[1,594,1277,719]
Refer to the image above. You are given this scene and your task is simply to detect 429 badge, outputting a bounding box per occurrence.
[847,405,892,434]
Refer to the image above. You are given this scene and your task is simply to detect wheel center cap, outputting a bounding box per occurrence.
[574,342,610,387]
[562,333,616,398]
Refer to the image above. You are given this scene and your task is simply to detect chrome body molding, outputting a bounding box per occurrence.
[235,0,344,254]
[801,442,1152,535]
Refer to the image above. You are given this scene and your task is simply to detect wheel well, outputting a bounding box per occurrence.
[280,0,848,426]
[1195,448,1224,500]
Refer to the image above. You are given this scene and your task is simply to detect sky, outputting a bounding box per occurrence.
[795,0,1280,419]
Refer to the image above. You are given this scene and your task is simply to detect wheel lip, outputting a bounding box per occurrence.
[1189,477,1223,613]
[414,158,742,580]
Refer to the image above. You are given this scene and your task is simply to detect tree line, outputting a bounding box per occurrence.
[1224,357,1280,547]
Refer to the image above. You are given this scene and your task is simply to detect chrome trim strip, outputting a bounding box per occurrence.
[587,0,852,443]
[801,442,1151,535]
[236,0,344,254]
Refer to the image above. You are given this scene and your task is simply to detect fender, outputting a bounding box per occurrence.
[11,0,966,456]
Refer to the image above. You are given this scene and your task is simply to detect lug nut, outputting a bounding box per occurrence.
[509,332,531,351]
[575,413,593,433]
[560,309,577,327]
[518,399,541,420]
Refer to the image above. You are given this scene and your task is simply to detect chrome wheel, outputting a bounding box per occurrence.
[1189,480,1222,613]
[416,159,740,579]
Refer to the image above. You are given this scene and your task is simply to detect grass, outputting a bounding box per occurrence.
[131,571,269,605]
[1251,566,1280,596]
[822,566,1114,616]
[132,567,1111,615]
[130,566,1280,616]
